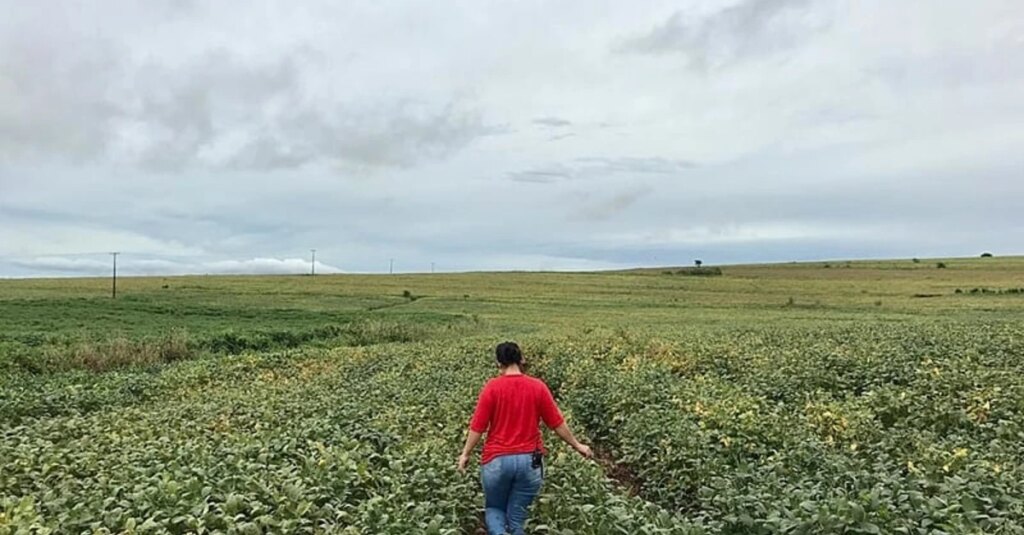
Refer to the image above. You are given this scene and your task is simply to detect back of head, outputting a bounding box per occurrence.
[495,341,523,367]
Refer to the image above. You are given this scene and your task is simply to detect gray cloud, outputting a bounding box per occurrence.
[507,157,697,183]
[619,0,829,68]
[575,157,697,174]
[1,42,496,171]
[868,39,1024,92]
[575,187,652,221]
[507,164,575,184]
[1,1,1022,276]
[533,116,573,128]
[0,37,119,162]
[547,132,576,142]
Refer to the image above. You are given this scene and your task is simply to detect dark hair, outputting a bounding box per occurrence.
[495,341,523,367]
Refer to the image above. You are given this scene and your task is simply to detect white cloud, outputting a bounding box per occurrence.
[10,256,110,275]
[8,256,340,277]
[0,218,205,258]
[201,258,340,275]
[592,222,904,249]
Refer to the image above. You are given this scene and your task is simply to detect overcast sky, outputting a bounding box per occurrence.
[2,0,1022,277]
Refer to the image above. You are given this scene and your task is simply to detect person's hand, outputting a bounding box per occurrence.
[457,453,470,473]
[574,443,593,459]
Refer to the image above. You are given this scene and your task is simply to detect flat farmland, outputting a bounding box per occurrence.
[2,257,1023,533]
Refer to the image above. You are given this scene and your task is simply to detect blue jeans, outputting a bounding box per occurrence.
[481,453,543,535]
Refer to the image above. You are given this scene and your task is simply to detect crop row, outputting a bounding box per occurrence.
[532,322,1024,534]
[2,339,701,534]
[0,317,474,375]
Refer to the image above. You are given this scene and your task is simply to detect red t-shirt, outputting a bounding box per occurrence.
[469,374,565,465]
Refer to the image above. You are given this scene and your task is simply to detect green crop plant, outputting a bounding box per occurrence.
[2,256,1023,533]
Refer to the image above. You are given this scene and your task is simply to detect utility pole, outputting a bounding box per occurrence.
[310,249,316,276]
[110,252,119,299]
[389,258,394,274]
[431,262,435,274]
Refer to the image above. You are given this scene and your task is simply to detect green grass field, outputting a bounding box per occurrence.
[2,257,1023,533]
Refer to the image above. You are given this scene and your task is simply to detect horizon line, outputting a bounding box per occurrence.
[1,253,1019,281]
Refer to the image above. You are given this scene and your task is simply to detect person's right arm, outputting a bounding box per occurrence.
[539,382,592,458]
[458,383,494,472]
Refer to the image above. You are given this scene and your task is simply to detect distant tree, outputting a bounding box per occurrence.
[981,252,993,258]
[912,258,921,264]
[695,259,703,268]
[936,262,947,269]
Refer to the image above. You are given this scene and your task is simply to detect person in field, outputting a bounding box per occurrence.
[457,342,593,535]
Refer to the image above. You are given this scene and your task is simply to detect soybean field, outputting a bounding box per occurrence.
[2,257,1024,534]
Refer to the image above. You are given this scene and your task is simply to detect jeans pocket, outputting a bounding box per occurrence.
[529,465,543,486]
